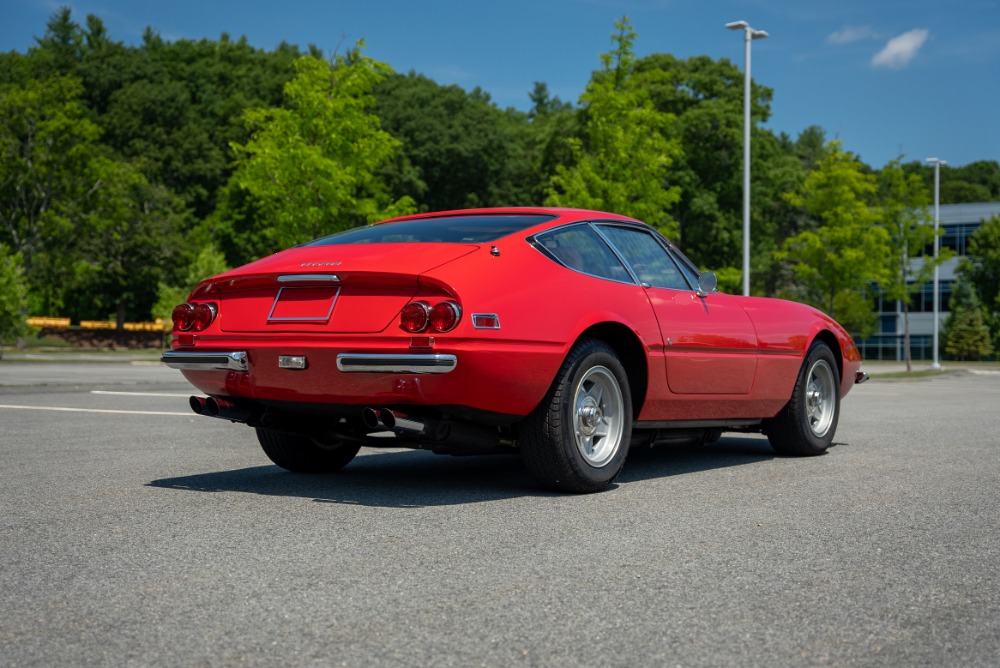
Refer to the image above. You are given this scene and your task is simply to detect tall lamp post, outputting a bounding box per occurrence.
[926,157,946,369]
[726,20,768,297]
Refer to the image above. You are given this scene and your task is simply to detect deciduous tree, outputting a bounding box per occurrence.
[779,141,890,330]
[878,159,950,371]
[216,49,414,262]
[545,17,681,236]
[0,245,28,356]
[0,75,102,307]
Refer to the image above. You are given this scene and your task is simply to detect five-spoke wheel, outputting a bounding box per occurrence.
[766,341,841,456]
[521,339,632,493]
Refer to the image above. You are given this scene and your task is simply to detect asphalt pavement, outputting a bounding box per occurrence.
[1,360,997,666]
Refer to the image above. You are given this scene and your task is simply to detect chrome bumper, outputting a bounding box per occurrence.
[161,351,457,375]
[161,351,248,372]
[336,353,457,374]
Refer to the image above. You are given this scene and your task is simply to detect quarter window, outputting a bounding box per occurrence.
[536,225,631,282]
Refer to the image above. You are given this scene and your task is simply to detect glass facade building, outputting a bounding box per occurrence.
[857,202,1000,361]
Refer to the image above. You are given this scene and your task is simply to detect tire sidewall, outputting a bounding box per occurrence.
[557,344,633,486]
[797,343,840,451]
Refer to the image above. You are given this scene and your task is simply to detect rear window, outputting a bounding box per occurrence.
[305,214,556,246]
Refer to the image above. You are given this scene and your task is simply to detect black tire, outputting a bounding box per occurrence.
[256,428,361,473]
[521,339,633,493]
[765,341,840,456]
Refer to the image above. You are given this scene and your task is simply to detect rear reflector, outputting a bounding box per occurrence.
[472,313,501,329]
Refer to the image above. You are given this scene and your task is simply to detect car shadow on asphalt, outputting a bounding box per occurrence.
[147,435,786,507]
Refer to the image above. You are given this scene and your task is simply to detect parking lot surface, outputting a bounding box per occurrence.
[1,361,998,666]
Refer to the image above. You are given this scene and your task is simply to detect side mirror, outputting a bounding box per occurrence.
[696,271,718,298]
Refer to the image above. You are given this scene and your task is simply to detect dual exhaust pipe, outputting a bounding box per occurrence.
[188,397,507,454]
[189,395,257,423]
[188,397,431,437]
[361,407,431,436]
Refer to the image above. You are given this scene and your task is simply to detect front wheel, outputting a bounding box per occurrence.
[521,339,632,493]
[256,428,361,473]
[765,341,840,456]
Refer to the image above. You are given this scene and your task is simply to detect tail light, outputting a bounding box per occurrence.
[172,301,218,332]
[192,303,217,331]
[400,301,430,333]
[399,300,461,333]
[429,301,461,332]
[171,303,195,331]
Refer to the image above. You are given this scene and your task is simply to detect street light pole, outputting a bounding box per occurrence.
[726,21,768,297]
[926,157,946,369]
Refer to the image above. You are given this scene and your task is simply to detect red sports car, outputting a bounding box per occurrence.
[163,208,867,492]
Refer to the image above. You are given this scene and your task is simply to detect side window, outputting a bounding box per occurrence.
[536,225,632,282]
[671,245,702,286]
[599,226,692,291]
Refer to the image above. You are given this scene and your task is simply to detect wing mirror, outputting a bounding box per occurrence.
[696,271,718,298]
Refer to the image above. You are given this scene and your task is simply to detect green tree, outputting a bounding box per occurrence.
[0,245,28,356]
[0,75,103,309]
[943,279,994,360]
[545,17,681,235]
[30,7,84,76]
[902,159,1000,204]
[778,141,891,329]
[877,159,950,371]
[63,158,186,328]
[375,73,546,211]
[959,214,1000,310]
[216,49,414,262]
[633,53,759,266]
[958,213,1000,355]
[152,244,231,326]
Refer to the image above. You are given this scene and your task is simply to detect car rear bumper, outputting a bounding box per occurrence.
[162,350,458,375]
[162,340,561,417]
[161,351,249,371]
[335,353,457,374]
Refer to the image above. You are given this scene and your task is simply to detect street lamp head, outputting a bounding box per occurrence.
[726,20,749,30]
[751,29,769,40]
[925,157,948,166]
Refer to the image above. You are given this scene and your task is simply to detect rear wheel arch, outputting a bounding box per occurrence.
[576,322,648,418]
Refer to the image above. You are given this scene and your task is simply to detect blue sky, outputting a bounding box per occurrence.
[3,0,999,168]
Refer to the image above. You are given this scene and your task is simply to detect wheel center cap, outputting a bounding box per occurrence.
[579,401,602,434]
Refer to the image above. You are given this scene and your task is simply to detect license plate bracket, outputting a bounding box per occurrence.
[267,287,340,323]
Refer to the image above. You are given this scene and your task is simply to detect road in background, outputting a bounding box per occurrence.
[1,362,998,666]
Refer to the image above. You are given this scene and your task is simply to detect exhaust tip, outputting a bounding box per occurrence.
[361,407,381,430]
[205,397,222,417]
[377,408,396,430]
[189,396,207,415]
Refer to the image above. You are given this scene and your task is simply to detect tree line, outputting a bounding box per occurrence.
[1,10,998,360]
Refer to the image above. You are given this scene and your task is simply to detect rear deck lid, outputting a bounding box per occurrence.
[213,243,477,334]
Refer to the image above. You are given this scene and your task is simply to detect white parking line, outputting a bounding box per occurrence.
[90,390,192,397]
[0,404,190,416]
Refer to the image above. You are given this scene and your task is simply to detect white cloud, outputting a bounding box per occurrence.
[871,29,930,69]
[827,25,879,45]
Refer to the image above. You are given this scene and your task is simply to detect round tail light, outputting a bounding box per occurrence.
[192,302,218,331]
[429,301,461,332]
[171,303,195,331]
[400,301,430,333]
